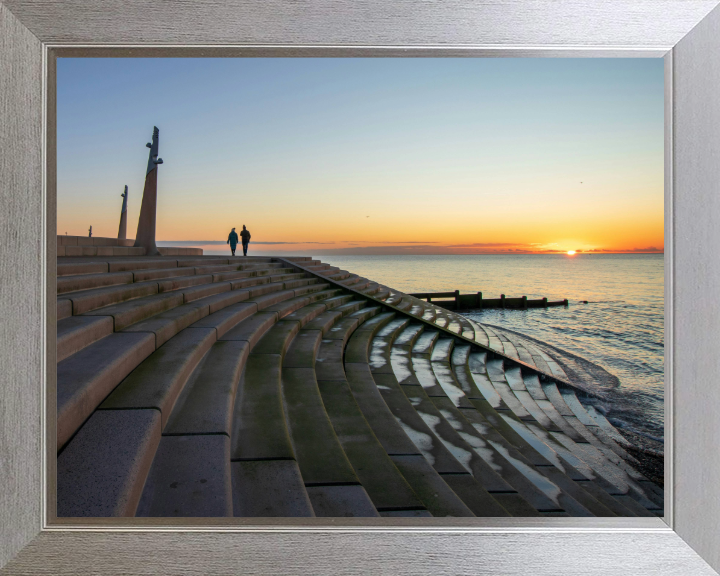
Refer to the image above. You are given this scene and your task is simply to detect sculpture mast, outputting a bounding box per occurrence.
[117,185,128,240]
[133,126,164,256]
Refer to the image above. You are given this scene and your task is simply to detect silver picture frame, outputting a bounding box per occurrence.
[2,1,720,573]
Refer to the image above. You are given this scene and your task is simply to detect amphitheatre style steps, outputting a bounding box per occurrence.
[56,254,663,518]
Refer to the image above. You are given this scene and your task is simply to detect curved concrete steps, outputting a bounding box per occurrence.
[56,255,663,517]
[291,270,663,517]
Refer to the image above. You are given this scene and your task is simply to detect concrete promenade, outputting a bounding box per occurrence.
[56,254,663,518]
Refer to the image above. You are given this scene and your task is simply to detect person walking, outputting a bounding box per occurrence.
[240,225,251,256]
[227,227,239,256]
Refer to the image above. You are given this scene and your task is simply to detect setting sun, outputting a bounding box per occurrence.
[567,250,577,255]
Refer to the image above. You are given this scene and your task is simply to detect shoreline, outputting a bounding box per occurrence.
[470,321,664,487]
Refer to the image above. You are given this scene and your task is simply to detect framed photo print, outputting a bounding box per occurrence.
[1,1,720,574]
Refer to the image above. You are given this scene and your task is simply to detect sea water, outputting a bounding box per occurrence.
[320,254,664,446]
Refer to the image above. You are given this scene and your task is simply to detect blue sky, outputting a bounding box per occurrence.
[57,58,664,254]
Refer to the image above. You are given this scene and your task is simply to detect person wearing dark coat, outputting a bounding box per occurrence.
[240,225,251,256]
[227,227,239,256]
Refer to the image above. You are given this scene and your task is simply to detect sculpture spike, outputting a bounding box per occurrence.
[134,127,163,255]
[117,185,128,240]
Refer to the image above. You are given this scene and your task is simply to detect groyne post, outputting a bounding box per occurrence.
[454,290,460,310]
[500,293,505,309]
[543,297,548,308]
[522,295,527,310]
[563,298,569,306]
[477,291,482,310]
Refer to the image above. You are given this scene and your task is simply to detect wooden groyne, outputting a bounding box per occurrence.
[408,290,569,311]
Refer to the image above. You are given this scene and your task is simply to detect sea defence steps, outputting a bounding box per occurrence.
[55,254,663,518]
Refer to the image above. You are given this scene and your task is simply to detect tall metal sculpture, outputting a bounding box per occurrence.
[117,185,128,240]
[133,126,164,256]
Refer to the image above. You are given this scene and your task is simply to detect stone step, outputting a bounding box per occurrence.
[508,414,662,512]
[431,338,455,363]
[84,292,185,332]
[57,261,109,277]
[366,322,522,515]
[315,266,341,276]
[463,353,659,514]
[132,267,201,282]
[167,339,249,431]
[57,332,156,450]
[453,316,477,341]
[342,313,478,517]
[326,271,351,281]
[137,434,233,517]
[123,300,216,349]
[251,320,301,358]
[488,365,537,422]
[541,382,641,465]
[136,339,251,517]
[439,474,521,517]
[57,409,161,517]
[303,309,346,335]
[388,455,475,517]
[368,317,411,375]
[347,305,380,326]
[220,312,278,349]
[57,315,113,362]
[282,366,361,486]
[343,312,396,365]
[282,303,331,329]
[212,266,293,282]
[263,289,341,321]
[231,460,315,517]
[61,280,160,316]
[464,373,661,513]
[108,259,184,273]
[441,397,631,517]
[394,296,414,312]
[558,386,637,460]
[306,485,379,518]
[374,288,391,300]
[414,344,613,516]
[100,327,217,427]
[334,300,366,317]
[58,299,72,320]
[466,319,490,347]
[155,274,215,293]
[338,275,359,286]
[113,280,299,351]
[316,376,427,514]
[230,353,294,461]
[57,271,134,294]
[397,369,563,515]
[307,311,429,514]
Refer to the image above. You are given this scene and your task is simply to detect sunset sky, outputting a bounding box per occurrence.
[57,58,664,255]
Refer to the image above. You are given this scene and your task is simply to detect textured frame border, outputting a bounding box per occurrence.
[2,2,720,574]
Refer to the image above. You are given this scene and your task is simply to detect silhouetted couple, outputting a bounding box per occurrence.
[227,225,251,256]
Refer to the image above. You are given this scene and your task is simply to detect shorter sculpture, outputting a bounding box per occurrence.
[117,185,128,240]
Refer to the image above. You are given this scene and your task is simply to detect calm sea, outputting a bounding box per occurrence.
[320,254,665,446]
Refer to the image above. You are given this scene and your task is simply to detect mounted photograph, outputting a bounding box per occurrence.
[56,57,664,519]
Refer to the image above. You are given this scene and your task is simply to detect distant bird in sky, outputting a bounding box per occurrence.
[580,181,583,184]
[366,216,370,218]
